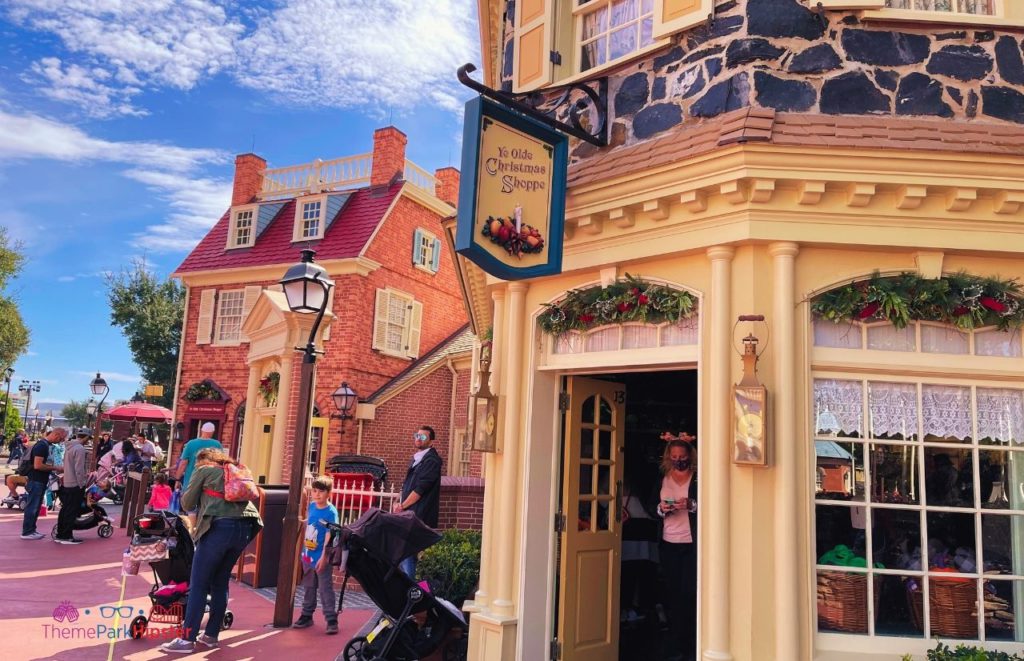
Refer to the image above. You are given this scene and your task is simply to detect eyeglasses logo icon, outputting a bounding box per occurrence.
[99,605,136,619]
[52,600,80,623]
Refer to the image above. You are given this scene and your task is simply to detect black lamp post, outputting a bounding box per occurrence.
[1,367,13,434]
[19,379,40,419]
[331,382,358,446]
[90,372,109,470]
[272,249,334,628]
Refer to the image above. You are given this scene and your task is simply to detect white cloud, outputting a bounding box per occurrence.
[0,111,227,172]
[70,370,141,384]
[237,0,478,114]
[124,169,232,252]
[5,0,478,118]
[7,0,242,117]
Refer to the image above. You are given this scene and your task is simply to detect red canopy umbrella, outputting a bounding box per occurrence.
[102,402,173,423]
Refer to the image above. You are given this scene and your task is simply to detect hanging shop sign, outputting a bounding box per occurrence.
[456,96,568,281]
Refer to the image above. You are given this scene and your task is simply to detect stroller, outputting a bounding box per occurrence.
[49,500,114,539]
[125,511,235,639]
[333,509,468,661]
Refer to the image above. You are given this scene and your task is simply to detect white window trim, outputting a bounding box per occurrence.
[818,0,1022,27]
[378,288,415,359]
[572,0,660,77]
[226,204,258,249]
[292,194,328,242]
[213,288,245,346]
[413,228,438,274]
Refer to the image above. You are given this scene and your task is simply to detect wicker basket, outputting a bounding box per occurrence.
[907,579,977,639]
[817,571,881,634]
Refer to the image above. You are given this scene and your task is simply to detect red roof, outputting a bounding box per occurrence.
[174,182,402,274]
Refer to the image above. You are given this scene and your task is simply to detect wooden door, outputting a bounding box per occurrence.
[557,377,626,661]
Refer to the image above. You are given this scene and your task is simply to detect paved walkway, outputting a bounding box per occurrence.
[0,502,375,660]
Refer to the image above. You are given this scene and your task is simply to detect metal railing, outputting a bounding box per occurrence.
[258,154,438,200]
[301,473,400,525]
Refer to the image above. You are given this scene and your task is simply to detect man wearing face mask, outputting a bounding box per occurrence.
[395,425,443,579]
[655,434,698,661]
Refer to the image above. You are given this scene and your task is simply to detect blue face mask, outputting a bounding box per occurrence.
[672,458,691,472]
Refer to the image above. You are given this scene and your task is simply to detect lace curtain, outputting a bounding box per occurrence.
[977,388,1024,445]
[868,382,918,438]
[814,379,863,435]
[813,319,862,349]
[922,385,972,440]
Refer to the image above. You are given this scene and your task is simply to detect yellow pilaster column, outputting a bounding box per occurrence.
[268,354,294,483]
[492,281,528,617]
[705,246,734,661]
[769,242,801,661]
[474,287,506,610]
[239,364,261,467]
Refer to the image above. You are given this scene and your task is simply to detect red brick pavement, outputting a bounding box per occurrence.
[0,505,373,660]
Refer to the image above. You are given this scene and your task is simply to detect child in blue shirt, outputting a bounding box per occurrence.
[293,475,339,634]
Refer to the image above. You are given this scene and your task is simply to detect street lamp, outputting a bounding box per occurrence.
[32,406,39,433]
[331,382,358,445]
[90,372,110,469]
[19,379,40,418]
[86,398,97,427]
[273,249,334,628]
[1,367,13,435]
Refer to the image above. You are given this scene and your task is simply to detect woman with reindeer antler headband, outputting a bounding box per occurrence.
[655,430,698,661]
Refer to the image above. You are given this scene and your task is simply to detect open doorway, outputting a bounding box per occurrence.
[554,370,699,661]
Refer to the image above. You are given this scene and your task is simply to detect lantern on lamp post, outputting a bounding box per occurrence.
[272,249,334,628]
[90,372,109,469]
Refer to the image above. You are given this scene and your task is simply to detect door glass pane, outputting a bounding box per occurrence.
[815,441,865,501]
[985,579,1022,641]
[926,511,976,573]
[924,447,972,508]
[581,429,594,459]
[598,429,612,460]
[585,327,618,352]
[596,501,610,531]
[867,324,916,351]
[580,463,593,495]
[922,324,969,355]
[582,395,596,424]
[597,465,611,495]
[928,577,978,639]
[922,384,972,443]
[980,450,1024,510]
[869,381,918,440]
[981,514,1024,575]
[578,501,593,532]
[869,443,920,505]
[622,324,657,349]
[599,396,613,425]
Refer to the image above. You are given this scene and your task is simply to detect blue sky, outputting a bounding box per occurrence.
[0,0,479,407]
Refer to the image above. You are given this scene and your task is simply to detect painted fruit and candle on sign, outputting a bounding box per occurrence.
[456,96,567,280]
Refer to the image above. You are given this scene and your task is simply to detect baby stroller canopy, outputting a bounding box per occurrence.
[345,509,441,566]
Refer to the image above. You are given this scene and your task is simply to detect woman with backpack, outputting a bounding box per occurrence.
[160,448,262,654]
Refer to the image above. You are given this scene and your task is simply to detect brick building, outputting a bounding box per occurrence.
[170,126,481,485]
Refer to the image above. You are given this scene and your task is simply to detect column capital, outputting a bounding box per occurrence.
[768,241,800,258]
[490,287,506,302]
[508,282,530,294]
[706,245,735,262]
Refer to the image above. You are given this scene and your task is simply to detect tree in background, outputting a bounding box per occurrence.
[2,396,23,438]
[106,259,185,408]
[61,399,107,430]
[0,227,29,368]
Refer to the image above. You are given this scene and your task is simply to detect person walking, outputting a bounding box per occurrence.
[55,430,89,544]
[394,425,442,579]
[6,429,26,465]
[21,428,66,540]
[174,423,222,492]
[292,475,339,635]
[159,448,262,654]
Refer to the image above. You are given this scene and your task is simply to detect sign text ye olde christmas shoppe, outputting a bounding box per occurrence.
[456,96,567,281]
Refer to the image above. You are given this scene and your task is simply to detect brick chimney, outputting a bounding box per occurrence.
[434,167,460,207]
[232,153,267,206]
[371,126,408,187]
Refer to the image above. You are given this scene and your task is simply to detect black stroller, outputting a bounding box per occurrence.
[49,501,114,539]
[126,511,235,638]
[332,509,468,661]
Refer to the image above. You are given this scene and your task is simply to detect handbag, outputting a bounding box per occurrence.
[129,538,169,563]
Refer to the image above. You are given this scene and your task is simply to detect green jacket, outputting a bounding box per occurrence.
[182,464,263,542]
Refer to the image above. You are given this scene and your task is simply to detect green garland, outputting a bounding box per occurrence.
[812,271,1024,331]
[184,381,222,402]
[537,274,698,336]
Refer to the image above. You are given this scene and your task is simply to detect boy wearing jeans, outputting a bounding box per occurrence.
[293,475,339,634]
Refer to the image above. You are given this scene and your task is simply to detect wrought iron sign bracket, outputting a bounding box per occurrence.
[457,63,608,147]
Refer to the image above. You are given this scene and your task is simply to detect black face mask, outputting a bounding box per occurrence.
[673,458,691,471]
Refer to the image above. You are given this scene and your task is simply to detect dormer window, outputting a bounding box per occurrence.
[299,198,323,239]
[291,193,350,243]
[227,205,257,249]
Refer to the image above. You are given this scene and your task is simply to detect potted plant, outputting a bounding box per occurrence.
[416,529,482,610]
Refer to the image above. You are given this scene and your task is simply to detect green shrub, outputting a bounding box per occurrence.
[903,643,1024,661]
[416,529,482,608]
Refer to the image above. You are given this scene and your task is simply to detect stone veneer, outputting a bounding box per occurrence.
[498,0,1024,162]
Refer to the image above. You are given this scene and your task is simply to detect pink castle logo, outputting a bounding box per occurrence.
[52,600,80,623]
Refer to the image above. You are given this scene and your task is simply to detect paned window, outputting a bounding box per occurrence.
[215,290,245,344]
[372,288,423,358]
[234,209,254,247]
[813,318,1024,357]
[301,200,322,239]
[886,0,994,14]
[412,228,441,273]
[578,0,656,72]
[553,320,698,354]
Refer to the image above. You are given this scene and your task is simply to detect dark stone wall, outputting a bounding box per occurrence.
[497,0,1024,161]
